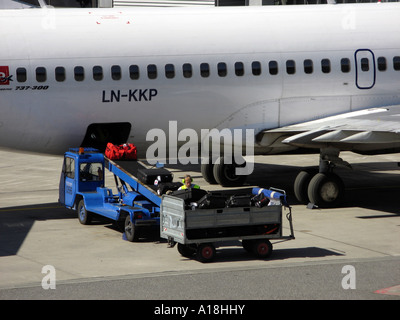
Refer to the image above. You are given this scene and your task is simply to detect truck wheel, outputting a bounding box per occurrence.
[77,200,92,225]
[196,243,216,263]
[253,239,272,259]
[124,215,139,242]
[177,243,196,258]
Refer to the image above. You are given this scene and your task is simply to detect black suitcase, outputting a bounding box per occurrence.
[171,188,208,203]
[225,195,253,208]
[197,193,227,209]
[137,168,173,185]
[252,192,269,208]
[157,182,183,195]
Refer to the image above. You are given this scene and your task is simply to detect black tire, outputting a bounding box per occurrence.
[177,243,196,258]
[77,200,92,225]
[196,243,216,263]
[307,172,344,208]
[294,169,317,204]
[201,162,217,184]
[213,156,247,187]
[253,239,273,259]
[242,240,254,253]
[124,215,139,242]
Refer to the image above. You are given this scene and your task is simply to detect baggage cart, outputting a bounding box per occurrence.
[160,191,295,262]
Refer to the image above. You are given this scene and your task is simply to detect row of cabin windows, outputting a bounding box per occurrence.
[15,56,400,83]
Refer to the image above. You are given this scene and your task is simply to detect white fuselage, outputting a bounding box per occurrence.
[1,4,400,154]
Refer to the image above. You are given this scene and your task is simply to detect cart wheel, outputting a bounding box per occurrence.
[177,243,196,258]
[242,240,254,253]
[196,243,216,263]
[253,239,273,259]
[124,215,139,242]
[77,200,92,225]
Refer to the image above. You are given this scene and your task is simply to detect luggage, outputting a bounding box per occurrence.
[105,142,137,160]
[157,182,183,195]
[137,168,173,185]
[171,188,208,203]
[197,193,227,209]
[252,192,269,208]
[225,195,253,208]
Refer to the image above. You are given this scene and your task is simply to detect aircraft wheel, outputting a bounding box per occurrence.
[307,173,344,208]
[213,156,247,187]
[77,200,92,225]
[200,162,217,184]
[293,169,318,204]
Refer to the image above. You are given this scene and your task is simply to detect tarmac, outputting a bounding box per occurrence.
[0,148,399,299]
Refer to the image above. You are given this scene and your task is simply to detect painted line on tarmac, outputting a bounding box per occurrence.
[375,284,400,296]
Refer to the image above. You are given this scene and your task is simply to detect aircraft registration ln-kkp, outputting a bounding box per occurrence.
[1,3,400,207]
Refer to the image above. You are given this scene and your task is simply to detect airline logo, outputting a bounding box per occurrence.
[0,66,12,85]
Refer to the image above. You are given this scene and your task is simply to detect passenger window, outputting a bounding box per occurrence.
[36,67,47,82]
[147,64,157,79]
[165,64,175,79]
[217,62,227,77]
[361,58,369,72]
[183,63,192,78]
[303,59,313,74]
[286,60,295,75]
[16,67,27,82]
[321,59,331,73]
[129,65,140,80]
[74,66,84,82]
[341,58,351,73]
[393,56,400,71]
[55,66,66,82]
[200,63,210,78]
[111,65,121,80]
[377,57,387,71]
[93,66,103,81]
[235,62,244,76]
[269,61,278,75]
[252,61,261,76]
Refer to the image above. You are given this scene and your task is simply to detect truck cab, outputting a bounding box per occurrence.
[59,148,104,209]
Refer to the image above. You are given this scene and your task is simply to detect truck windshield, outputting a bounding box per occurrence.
[79,162,103,182]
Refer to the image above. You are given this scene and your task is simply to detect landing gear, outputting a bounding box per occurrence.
[307,172,345,208]
[294,148,348,208]
[201,156,247,187]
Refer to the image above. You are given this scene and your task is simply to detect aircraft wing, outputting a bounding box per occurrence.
[258,105,400,154]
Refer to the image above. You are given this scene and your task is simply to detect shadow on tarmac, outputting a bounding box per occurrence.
[0,203,74,257]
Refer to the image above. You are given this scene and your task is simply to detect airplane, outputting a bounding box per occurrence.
[1,2,400,208]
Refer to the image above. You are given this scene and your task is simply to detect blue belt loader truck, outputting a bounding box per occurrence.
[58,147,162,241]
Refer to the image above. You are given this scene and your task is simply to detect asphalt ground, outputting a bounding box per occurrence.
[0,149,399,303]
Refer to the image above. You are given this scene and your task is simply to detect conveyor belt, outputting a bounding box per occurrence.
[104,158,161,206]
